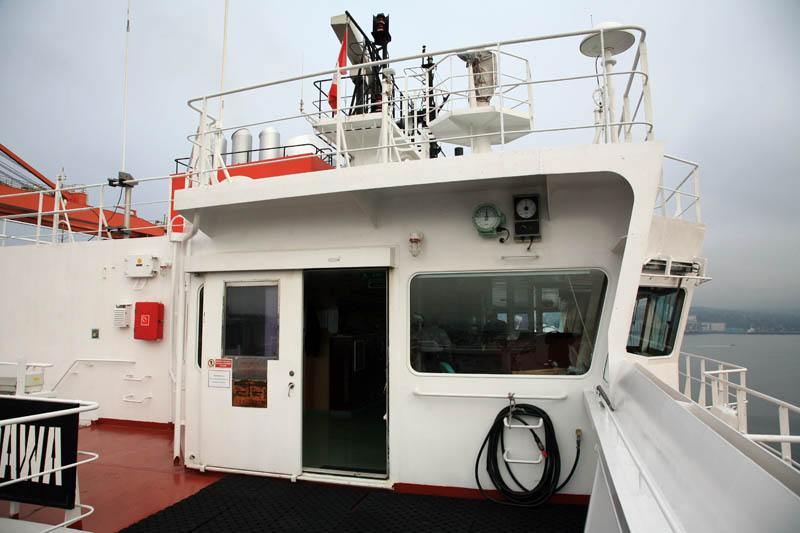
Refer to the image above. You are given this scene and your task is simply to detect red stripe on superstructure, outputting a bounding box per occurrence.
[94,418,175,431]
[392,483,590,505]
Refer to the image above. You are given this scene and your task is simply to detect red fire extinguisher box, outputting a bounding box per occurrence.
[134,302,165,340]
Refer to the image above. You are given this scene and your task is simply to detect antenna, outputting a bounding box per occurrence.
[121,0,132,238]
[219,0,230,126]
[299,51,305,113]
[121,0,131,173]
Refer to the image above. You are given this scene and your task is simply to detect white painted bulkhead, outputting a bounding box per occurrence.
[0,140,699,497]
[177,141,668,495]
[0,236,175,423]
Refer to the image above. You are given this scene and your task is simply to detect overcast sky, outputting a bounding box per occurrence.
[1,0,798,312]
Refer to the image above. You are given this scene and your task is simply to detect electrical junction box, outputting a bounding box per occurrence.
[134,302,165,340]
[113,304,132,328]
[124,254,159,278]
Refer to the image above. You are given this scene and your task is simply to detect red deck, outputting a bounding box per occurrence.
[0,421,224,532]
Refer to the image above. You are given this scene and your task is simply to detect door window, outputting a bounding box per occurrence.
[223,284,279,358]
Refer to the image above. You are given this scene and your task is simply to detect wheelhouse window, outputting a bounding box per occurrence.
[410,270,607,375]
[626,287,685,357]
[223,284,279,358]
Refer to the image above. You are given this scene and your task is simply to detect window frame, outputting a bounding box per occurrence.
[407,268,610,379]
[221,281,281,359]
[626,286,686,358]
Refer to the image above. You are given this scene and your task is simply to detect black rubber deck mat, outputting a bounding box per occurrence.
[121,475,587,532]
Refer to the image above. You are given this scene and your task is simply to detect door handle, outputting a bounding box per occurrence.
[288,382,295,397]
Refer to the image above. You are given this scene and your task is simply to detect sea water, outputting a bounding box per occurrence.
[682,334,800,461]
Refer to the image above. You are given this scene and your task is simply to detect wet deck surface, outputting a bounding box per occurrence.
[0,421,224,532]
[122,474,587,532]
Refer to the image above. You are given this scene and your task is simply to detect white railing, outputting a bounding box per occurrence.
[0,396,100,532]
[0,25,668,245]
[0,173,175,247]
[660,155,701,223]
[185,25,655,182]
[679,352,799,468]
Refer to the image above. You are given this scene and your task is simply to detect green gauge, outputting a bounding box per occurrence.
[472,203,505,236]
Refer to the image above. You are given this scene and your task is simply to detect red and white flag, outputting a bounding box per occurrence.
[328,29,347,115]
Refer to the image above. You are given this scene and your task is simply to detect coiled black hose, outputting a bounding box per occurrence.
[474,404,581,507]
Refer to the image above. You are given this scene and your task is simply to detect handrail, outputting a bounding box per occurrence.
[682,351,745,371]
[51,358,136,391]
[661,155,702,222]
[186,26,647,112]
[0,451,99,488]
[1,24,666,246]
[0,397,100,533]
[680,351,799,465]
[704,373,800,414]
[413,388,567,401]
[0,398,99,427]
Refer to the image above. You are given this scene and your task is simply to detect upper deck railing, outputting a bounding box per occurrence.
[679,352,800,469]
[0,24,704,245]
[183,25,655,183]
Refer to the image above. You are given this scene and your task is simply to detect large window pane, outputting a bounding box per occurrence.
[626,287,685,357]
[410,270,607,375]
[224,284,279,358]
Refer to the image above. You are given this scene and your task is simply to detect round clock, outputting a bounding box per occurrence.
[515,197,537,219]
[472,203,505,235]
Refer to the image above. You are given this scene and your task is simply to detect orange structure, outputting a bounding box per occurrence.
[0,144,164,239]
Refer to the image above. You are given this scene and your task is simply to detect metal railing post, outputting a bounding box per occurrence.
[719,363,729,405]
[638,40,654,140]
[497,44,505,150]
[738,372,748,433]
[98,186,104,238]
[199,98,210,185]
[36,191,43,245]
[699,358,706,406]
[693,167,702,223]
[60,196,76,244]
[52,185,61,244]
[736,387,748,433]
[622,93,632,142]
[779,406,791,464]
[683,354,692,399]
[525,59,534,131]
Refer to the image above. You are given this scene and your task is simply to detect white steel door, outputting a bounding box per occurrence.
[198,270,302,475]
